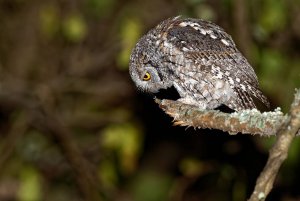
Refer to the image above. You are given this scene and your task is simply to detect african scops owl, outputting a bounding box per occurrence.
[129,16,269,111]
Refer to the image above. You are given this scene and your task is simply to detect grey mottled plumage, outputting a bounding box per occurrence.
[129,16,269,111]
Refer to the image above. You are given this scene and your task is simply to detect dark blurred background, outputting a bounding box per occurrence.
[0,0,300,200]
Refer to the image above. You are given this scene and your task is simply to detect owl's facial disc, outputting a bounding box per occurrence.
[129,37,173,94]
[129,60,170,93]
[137,66,165,93]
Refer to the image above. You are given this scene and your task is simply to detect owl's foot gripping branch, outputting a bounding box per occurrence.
[156,89,300,201]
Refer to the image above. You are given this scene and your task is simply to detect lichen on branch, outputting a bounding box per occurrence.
[156,89,300,201]
[156,99,286,136]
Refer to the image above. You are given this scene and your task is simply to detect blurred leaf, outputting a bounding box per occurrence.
[194,4,216,21]
[232,180,246,201]
[259,0,287,35]
[130,171,172,201]
[259,49,286,94]
[101,123,143,174]
[256,137,275,152]
[284,137,300,167]
[179,158,204,177]
[185,0,205,5]
[85,0,116,18]
[16,130,49,163]
[39,5,60,39]
[289,60,300,88]
[117,18,142,70]
[98,160,118,190]
[62,14,87,43]
[17,166,42,201]
[219,164,236,181]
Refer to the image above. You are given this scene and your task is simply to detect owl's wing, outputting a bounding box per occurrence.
[166,19,258,85]
[165,19,269,109]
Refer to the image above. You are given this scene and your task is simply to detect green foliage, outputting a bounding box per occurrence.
[101,123,143,175]
[98,160,118,190]
[259,49,285,93]
[179,157,205,177]
[39,5,60,39]
[85,0,116,17]
[130,171,172,201]
[39,6,87,42]
[117,17,142,70]
[62,14,87,43]
[258,0,287,35]
[17,166,42,201]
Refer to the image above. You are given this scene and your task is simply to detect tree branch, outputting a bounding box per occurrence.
[156,99,287,136]
[156,89,300,201]
[248,89,300,201]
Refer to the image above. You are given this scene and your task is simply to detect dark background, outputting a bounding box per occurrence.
[0,0,300,200]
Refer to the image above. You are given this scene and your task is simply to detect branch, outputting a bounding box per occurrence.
[156,89,300,201]
[156,99,287,136]
[248,89,300,201]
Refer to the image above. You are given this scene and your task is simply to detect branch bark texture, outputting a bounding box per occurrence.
[248,89,300,201]
[156,89,300,201]
[156,99,286,136]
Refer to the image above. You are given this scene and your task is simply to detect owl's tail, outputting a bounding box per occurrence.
[237,86,270,111]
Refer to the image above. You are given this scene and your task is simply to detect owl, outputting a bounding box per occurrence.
[129,16,269,111]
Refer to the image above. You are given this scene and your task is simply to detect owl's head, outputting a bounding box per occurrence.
[129,35,172,93]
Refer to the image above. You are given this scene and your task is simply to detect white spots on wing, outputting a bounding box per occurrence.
[240,84,246,91]
[205,29,213,34]
[179,22,188,27]
[211,65,219,71]
[184,78,198,86]
[155,40,161,46]
[225,71,230,76]
[199,29,207,35]
[170,36,177,40]
[187,71,196,77]
[215,80,224,89]
[211,65,224,79]
[221,39,230,46]
[201,58,207,63]
[215,72,223,79]
[180,40,186,44]
[180,21,211,36]
[192,26,200,31]
[182,47,189,52]
[163,41,172,48]
[228,77,235,85]
[188,22,200,28]
[211,66,221,74]
[235,77,241,82]
[210,34,217,39]
[179,21,225,41]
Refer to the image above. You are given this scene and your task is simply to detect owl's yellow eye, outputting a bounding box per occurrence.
[143,72,151,81]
